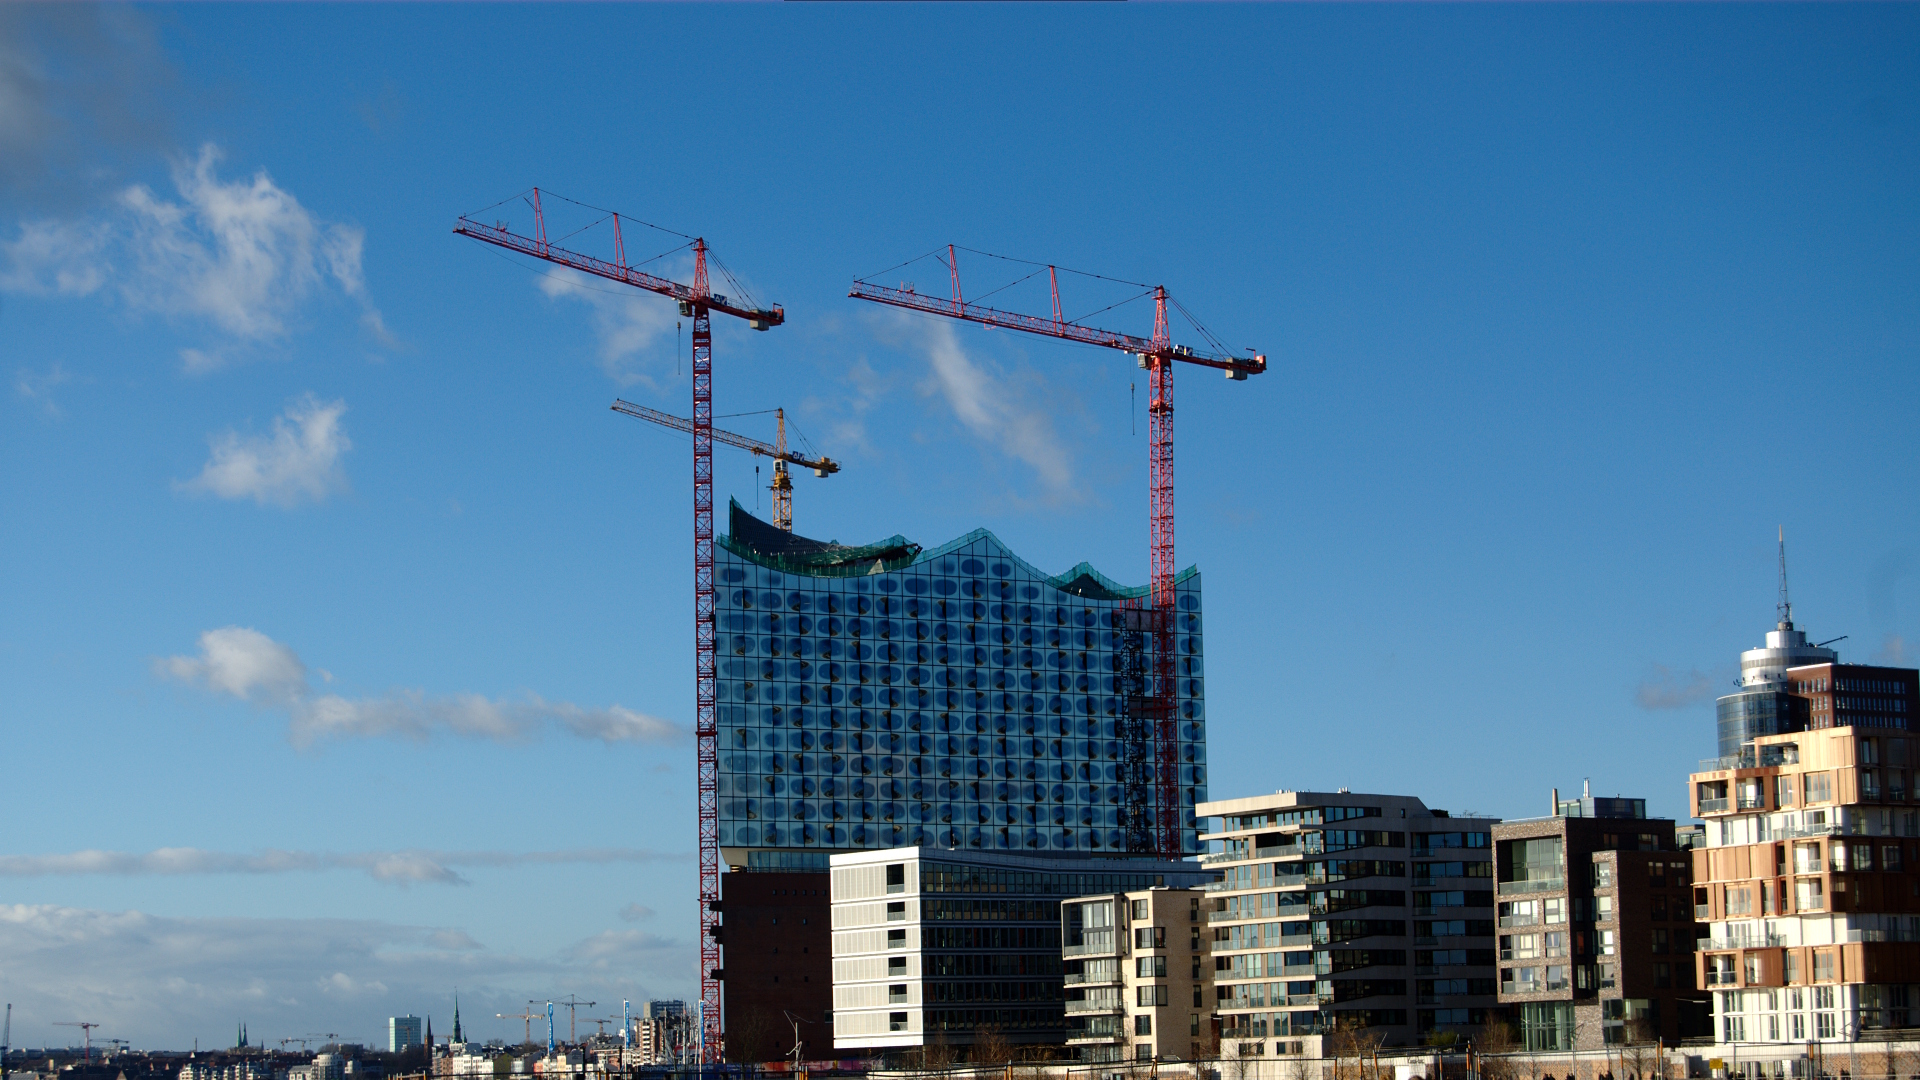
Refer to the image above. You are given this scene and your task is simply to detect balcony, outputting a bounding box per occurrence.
[1063,931,1116,957]
[1736,795,1767,810]
[1709,930,1787,949]
[1064,997,1124,1016]
[1699,798,1731,814]
[1064,970,1120,986]
[1695,905,1712,920]
[1705,971,1739,986]
[1498,915,1541,928]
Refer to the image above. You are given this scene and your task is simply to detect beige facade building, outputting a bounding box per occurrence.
[1061,887,1212,1063]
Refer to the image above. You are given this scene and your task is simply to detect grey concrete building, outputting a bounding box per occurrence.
[1198,790,1498,1057]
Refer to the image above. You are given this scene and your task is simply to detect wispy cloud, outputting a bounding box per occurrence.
[894,316,1077,499]
[537,266,680,387]
[0,847,687,887]
[617,903,656,922]
[1875,634,1910,665]
[118,145,374,339]
[0,904,692,1048]
[160,626,684,749]
[15,360,74,416]
[181,394,350,507]
[1634,664,1717,710]
[0,142,386,354]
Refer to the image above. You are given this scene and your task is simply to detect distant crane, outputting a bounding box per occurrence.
[496,1013,540,1048]
[612,401,839,532]
[578,1019,615,1039]
[54,1023,100,1063]
[529,998,594,1047]
[279,1039,313,1052]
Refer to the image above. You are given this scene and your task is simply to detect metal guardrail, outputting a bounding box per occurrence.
[1497,879,1565,895]
[1699,798,1731,813]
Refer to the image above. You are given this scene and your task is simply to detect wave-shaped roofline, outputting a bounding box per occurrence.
[721,504,1197,597]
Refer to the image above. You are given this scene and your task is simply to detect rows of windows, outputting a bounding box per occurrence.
[718,536,1205,854]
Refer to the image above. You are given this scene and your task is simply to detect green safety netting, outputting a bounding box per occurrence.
[720,499,921,577]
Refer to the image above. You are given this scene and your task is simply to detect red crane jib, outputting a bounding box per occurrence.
[454,217,784,328]
[847,281,1263,375]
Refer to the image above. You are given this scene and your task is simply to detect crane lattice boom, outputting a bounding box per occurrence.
[459,188,784,1063]
[612,401,838,474]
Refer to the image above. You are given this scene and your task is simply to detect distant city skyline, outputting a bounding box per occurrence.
[2,2,1916,1050]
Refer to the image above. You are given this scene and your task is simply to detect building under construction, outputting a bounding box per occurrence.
[714,500,1207,868]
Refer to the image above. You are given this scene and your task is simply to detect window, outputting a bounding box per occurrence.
[1651,896,1667,921]
[1543,931,1567,958]
[1136,985,1170,1007]
[1190,1014,1201,1037]
[886,864,905,894]
[1132,899,1150,920]
[1501,934,1540,960]
[1813,951,1834,981]
[887,928,906,948]
[1134,926,1166,950]
[888,956,906,975]
[888,1012,908,1032]
[1544,966,1569,991]
[1783,951,1799,984]
[886,901,905,921]
[1544,897,1566,924]
[1599,930,1616,957]
[1655,962,1672,989]
[1745,954,1765,984]
[1134,1015,1153,1036]
[1596,895,1615,921]
[1806,773,1833,803]
[1725,887,1752,915]
[1886,845,1904,872]
[1795,878,1825,911]
[1794,843,1822,875]
[889,984,907,1004]
[1776,776,1795,806]
[1135,956,1167,978]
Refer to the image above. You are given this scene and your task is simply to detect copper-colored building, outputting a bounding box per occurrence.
[1687,608,1920,1044]
[718,871,834,1061]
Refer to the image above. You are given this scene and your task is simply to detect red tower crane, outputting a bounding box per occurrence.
[850,248,1265,857]
[457,189,784,1062]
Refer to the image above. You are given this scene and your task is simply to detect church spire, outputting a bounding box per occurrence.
[452,993,462,1044]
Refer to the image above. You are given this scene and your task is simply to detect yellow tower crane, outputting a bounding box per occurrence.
[612,400,839,531]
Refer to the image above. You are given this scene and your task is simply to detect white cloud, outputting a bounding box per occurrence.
[538,266,680,387]
[0,218,109,294]
[160,626,685,749]
[905,318,1076,497]
[0,139,388,354]
[617,903,656,922]
[118,145,374,339]
[0,847,686,887]
[0,904,693,1048]
[182,394,350,507]
[159,625,309,705]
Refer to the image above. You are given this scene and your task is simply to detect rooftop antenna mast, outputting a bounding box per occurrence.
[1778,526,1793,628]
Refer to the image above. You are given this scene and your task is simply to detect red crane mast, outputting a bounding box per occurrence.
[458,190,783,1062]
[850,248,1264,858]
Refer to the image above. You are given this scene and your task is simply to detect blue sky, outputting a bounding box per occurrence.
[3,2,1916,1052]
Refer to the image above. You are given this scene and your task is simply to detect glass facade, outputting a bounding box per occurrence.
[715,502,1206,860]
[1714,689,1808,759]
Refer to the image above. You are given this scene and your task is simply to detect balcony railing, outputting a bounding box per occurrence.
[1849,928,1920,943]
[1709,930,1787,949]
[1064,970,1119,986]
[1499,915,1541,928]
[1696,905,1712,919]
[1705,971,1739,986]
[1064,997,1123,1015]
[1063,931,1116,957]
[1498,879,1565,895]
[1699,798,1731,814]
[1736,795,1767,810]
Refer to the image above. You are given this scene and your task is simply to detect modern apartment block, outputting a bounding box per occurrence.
[1492,788,1709,1050]
[1197,791,1498,1056]
[828,847,1211,1055]
[1061,887,1212,1064]
[1689,604,1920,1044]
